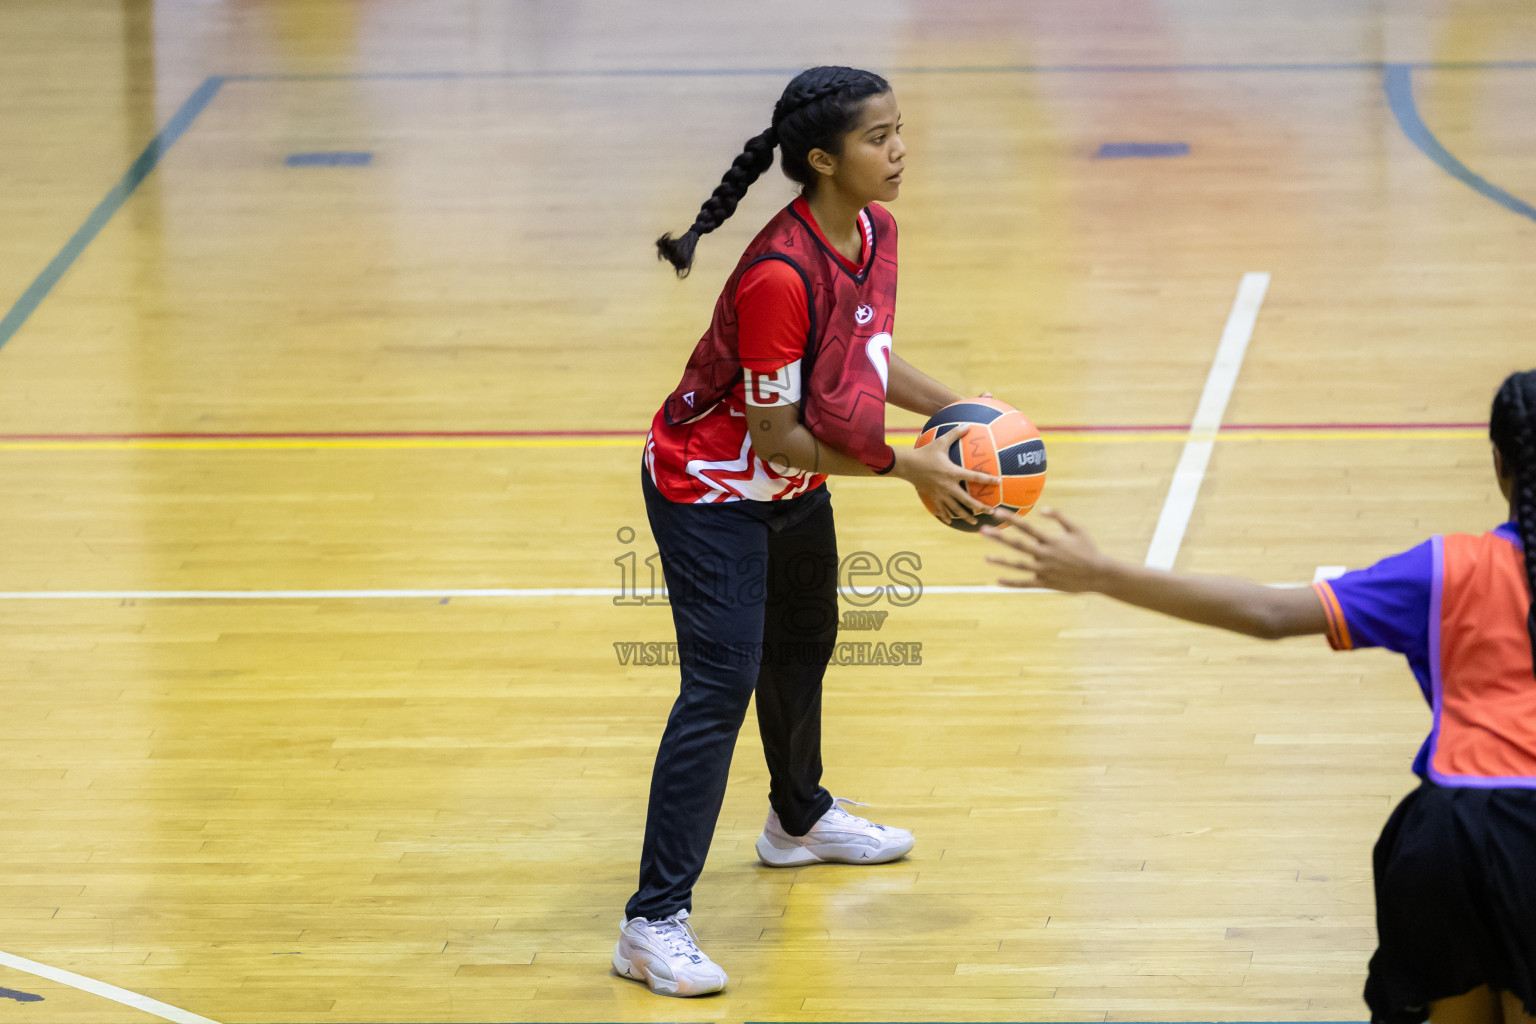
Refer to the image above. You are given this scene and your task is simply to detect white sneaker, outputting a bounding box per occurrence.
[612,910,727,997]
[755,796,915,867]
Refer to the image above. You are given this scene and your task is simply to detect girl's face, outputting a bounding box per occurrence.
[811,91,905,204]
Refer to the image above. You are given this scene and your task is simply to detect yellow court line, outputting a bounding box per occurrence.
[0,429,1486,452]
[0,437,638,451]
[1047,429,1487,444]
[1237,429,1484,441]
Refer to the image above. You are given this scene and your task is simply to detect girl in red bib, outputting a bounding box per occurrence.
[985,370,1536,1024]
[614,67,998,997]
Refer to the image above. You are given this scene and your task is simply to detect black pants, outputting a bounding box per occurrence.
[1366,781,1536,1023]
[625,471,838,920]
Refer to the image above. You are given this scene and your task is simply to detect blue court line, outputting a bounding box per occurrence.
[0,987,44,1003]
[0,75,225,354]
[1097,141,1190,159]
[218,59,1536,82]
[285,151,373,167]
[1383,63,1536,224]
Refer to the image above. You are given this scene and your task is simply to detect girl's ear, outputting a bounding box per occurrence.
[806,146,837,179]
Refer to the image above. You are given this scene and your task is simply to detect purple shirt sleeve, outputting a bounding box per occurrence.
[1324,540,1434,657]
[1318,539,1436,704]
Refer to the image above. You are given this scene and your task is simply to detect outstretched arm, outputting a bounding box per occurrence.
[982,509,1329,640]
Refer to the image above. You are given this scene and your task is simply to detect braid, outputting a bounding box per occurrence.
[656,128,777,277]
[1511,380,1536,661]
[1490,370,1536,662]
[771,70,865,125]
[654,65,890,279]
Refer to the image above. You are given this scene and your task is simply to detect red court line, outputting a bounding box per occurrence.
[0,422,1487,442]
[1223,421,1485,431]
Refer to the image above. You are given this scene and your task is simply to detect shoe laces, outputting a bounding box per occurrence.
[647,911,706,963]
[825,795,880,830]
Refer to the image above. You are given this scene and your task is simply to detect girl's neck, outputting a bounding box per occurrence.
[805,188,864,264]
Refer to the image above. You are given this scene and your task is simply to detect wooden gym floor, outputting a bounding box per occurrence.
[1,1,1534,1021]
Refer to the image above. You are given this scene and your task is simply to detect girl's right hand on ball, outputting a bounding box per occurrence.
[896,424,1000,525]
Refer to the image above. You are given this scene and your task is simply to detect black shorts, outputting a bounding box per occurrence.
[1366,781,1536,1023]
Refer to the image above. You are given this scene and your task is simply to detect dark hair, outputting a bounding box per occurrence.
[1490,369,1536,662]
[655,65,891,277]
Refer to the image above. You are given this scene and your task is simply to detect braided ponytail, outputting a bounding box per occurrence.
[655,65,891,278]
[656,127,777,277]
[1490,369,1536,662]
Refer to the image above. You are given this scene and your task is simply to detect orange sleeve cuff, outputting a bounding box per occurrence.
[1312,581,1353,651]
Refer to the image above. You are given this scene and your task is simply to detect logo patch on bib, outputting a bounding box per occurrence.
[865,333,892,392]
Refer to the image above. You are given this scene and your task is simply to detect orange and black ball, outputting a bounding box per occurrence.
[914,398,1047,532]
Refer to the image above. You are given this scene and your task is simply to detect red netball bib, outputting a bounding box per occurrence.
[662,199,899,474]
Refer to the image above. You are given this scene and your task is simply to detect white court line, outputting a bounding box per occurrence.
[0,587,621,600]
[1144,272,1271,571]
[0,585,1035,600]
[0,583,1318,601]
[0,949,219,1024]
